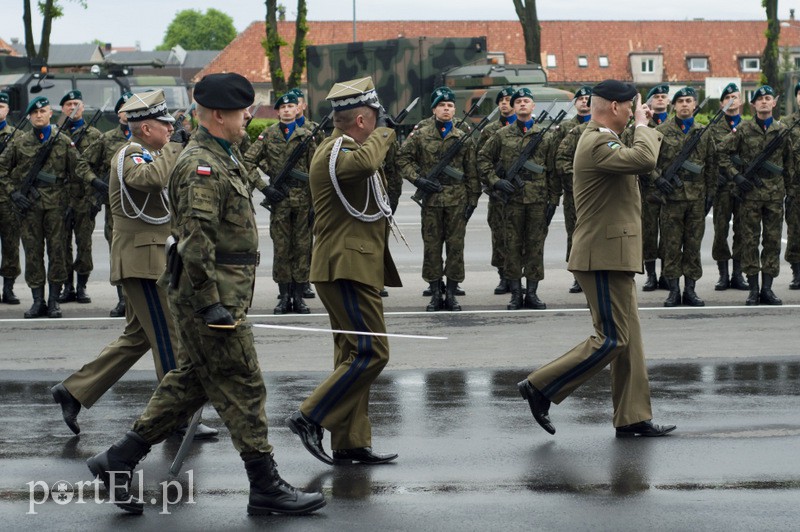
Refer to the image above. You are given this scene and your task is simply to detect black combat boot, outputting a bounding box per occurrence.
[507,279,524,310]
[76,273,91,303]
[494,272,509,295]
[642,260,658,291]
[714,260,730,291]
[789,263,800,290]
[86,431,151,514]
[2,277,20,304]
[569,276,582,293]
[423,279,446,297]
[58,273,76,303]
[302,281,316,299]
[524,280,547,309]
[759,273,783,305]
[48,283,63,318]
[109,286,126,317]
[425,280,443,312]
[745,275,760,305]
[453,283,466,296]
[730,260,749,290]
[24,287,47,318]
[244,453,326,515]
[292,282,310,314]
[663,278,681,307]
[682,278,705,307]
[274,283,293,314]
[444,279,462,311]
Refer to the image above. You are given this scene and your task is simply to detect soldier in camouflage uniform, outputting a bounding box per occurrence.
[77,92,133,317]
[782,81,800,290]
[0,96,84,319]
[244,91,315,314]
[649,87,716,307]
[397,86,480,311]
[86,73,325,517]
[477,86,516,295]
[478,88,559,310]
[58,90,102,305]
[552,86,593,293]
[717,85,795,306]
[0,91,21,304]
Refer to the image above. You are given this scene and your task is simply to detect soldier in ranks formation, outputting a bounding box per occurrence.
[781,82,800,291]
[0,91,22,305]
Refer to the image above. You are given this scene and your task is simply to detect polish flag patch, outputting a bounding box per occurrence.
[131,156,145,164]
[196,165,212,176]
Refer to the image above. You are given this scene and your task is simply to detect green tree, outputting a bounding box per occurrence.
[23,0,87,62]
[512,0,541,65]
[156,8,237,51]
[264,0,309,95]
[761,0,780,92]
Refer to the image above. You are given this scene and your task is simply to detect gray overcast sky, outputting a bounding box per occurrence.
[3,0,784,51]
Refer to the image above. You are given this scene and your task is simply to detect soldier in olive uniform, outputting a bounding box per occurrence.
[708,83,749,291]
[782,81,800,290]
[58,90,102,305]
[552,85,593,293]
[87,73,325,517]
[77,92,133,316]
[477,87,560,310]
[0,91,21,304]
[717,86,795,306]
[649,87,716,307]
[286,76,401,467]
[244,92,315,314]
[397,86,480,311]
[0,96,83,319]
[477,86,516,294]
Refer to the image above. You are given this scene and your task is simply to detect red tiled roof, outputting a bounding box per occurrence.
[0,37,19,56]
[196,19,800,85]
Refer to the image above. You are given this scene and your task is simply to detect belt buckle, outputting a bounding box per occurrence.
[255,251,261,267]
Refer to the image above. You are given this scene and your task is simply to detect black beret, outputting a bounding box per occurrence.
[194,73,255,110]
[274,92,299,110]
[750,85,775,103]
[0,91,9,105]
[574,85,593,99]
[60,90,82,106]
[721,83,740,99]
[510,87,534,106]
[496,86,515,104]
[646,84,670,101]
[671,86,697,105]
[592,80,637,102]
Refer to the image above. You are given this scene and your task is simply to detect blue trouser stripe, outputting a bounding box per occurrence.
[542,271,618,397]
[140,279,176,373]
[309,280,373,423]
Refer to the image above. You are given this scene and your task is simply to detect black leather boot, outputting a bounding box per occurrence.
[109,285,126,317]
[453,282,466,296]
[524,280,547,309]
[76,273,91,303]
[663,278,681,307]
[24,287,47,318]
[2,277,20,304]
[423,279,446,297]
[507,279,523,310]
[730,260,749,290]
[494,273,509,295]
[87,431,151,514]
[274,283,293,314]
[642,260,658,291]
[292,282,310,314]
[302,281,316,299]
[426,280,443,312]
[444,279,462,311]
[714,260,730,291]
[760,273,783,305]
[790,263,800,290]
[682,278,705,306]
[569,276,582,293]
[745,275,760,305]
[58,273,76,303]
[244,453,326,515]
[48,283,63,318]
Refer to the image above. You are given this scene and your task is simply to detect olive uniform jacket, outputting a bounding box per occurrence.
[567,121,662,273]
[309,127,401,289]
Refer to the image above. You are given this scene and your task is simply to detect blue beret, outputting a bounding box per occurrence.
[495,87,515,104]
[593,80,637,102]
[574,85,593,99]
[671,87,697,105]
[431,86,456,109]
[646,84,670,101]
[721,83,739,99]
[194,73,255,110]
[273,92,299,110]
[510,87,534,106]
[0,92,9,105]
[26,96,50,115]
[750,85,775,103]
[60,90,82,106]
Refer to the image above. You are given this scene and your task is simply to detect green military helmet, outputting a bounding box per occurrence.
[750,85,775,103]
[646,84,670,101]
[274,92,299,109]
[431,86,456,108]
[510,87,534,105]
[671,86,697,105]
[26,96,50,115]
[495,86,515,104]
[721,83,740,99]
[60,89,82,106]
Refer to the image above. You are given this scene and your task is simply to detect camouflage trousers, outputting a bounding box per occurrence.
[785,194,800,264]
[487,196,507,274]
[738,199,784,277]
[642,195,662,262]
[20,203,67,287]
[712,189,744,262]
[0,200,21,279]
[269,199,311,283]
[63,206,96,276]
[503,201,548,281]
[421,203,467,283]
[659,200,705,280]
[563,190,577,262]
[133,300,272,454]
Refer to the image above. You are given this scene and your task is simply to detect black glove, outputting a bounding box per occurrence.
[704,196,714,217]
[464,204,476,221]
[170,128,190,146]
[493,179,516,194]
[545,203,557,226]
[89,201,102,218]
[733,174,754,193]
[10,191,32,211]
[91,178,109,194]
[415,177,442,194]
[376,106,399,129]
[198,302,236,328]
[262,186,286,204]
[654,176,674,195]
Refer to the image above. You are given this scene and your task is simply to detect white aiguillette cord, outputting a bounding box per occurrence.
[252,323,447,341]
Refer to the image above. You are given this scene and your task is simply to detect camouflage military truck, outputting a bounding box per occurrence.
[306,36,574,136]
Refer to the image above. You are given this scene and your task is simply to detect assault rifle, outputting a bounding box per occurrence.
[411,106,500,208]
[393,97,419,126]
[732,113,800,199]
[245,102,262,129]
[70,96,113,151]
[0,114,29,156]
[455,92,487,130]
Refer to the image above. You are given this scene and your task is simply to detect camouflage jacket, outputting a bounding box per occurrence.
[717,118,797,201]
[384,139,403,208]
[548,115,585,190]
[65,122,103,211]
[706,114,739,194]
[298,117,326,146]
[0,123,16,148]
[0,125,82,208]
[162,126,259,312]
[476,116,510,154]
[555,121,589,191]
[477,120,559,205]
[650,118,716,201]
[243,122,315,199]
[397,120,480,208]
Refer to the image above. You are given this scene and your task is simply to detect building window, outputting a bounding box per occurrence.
[546,54,557,68]
[741,57,760,72]
[641,58,655,73]
[599,56,609,68]
[577,56,588,68]
[688,57,709,72]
